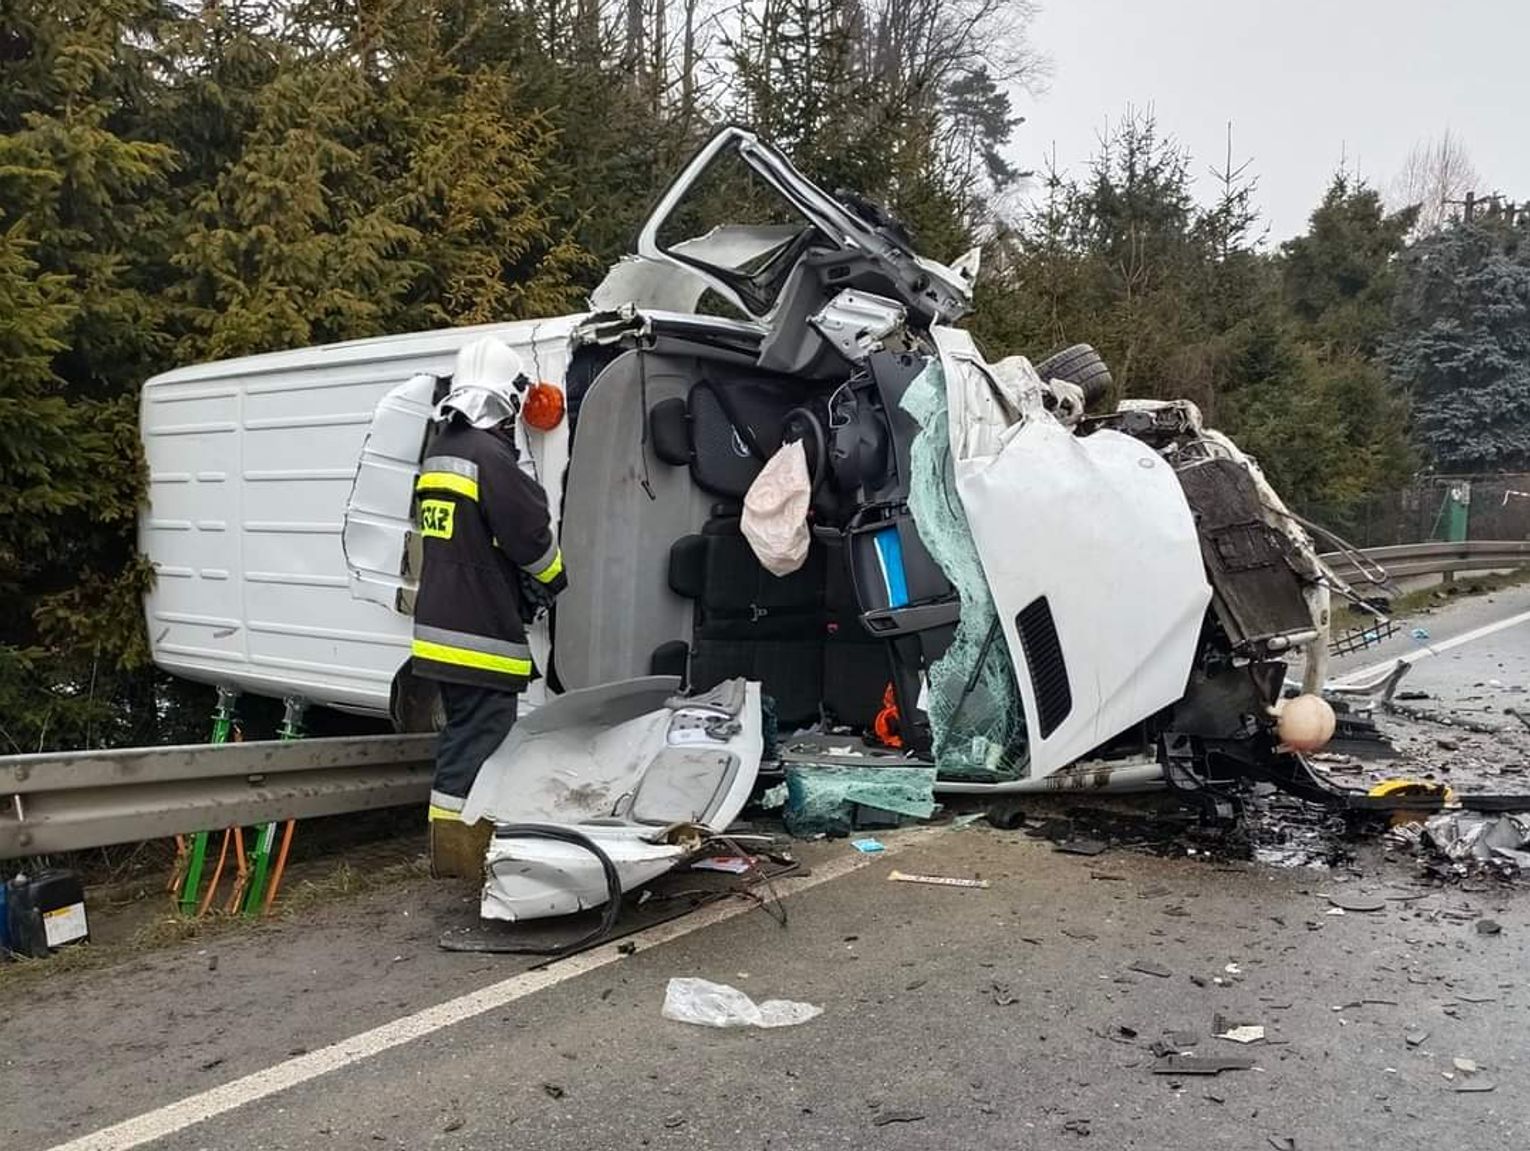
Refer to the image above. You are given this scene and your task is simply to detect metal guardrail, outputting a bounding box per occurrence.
[1320,539,1530,586]
[3,539,1529,859]
[0,734,435,858]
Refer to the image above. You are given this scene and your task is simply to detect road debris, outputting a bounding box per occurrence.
[851,839,886,853]
[661,977,822,1029]
[1405,1029,1429,1047]
[1326,893,1387,912]
[871,1110,926,1126]
[988,982,1019,1007]
[690,856,753,874]
[1453,1057,1479,1073]
[888,870,990,889]
[1128,959,1173,978]
[1054,839,1109,856]
[1415,810,1530,880]
[1474,918,1503,935]
[1151,1054,1254,1076]
[1215,1025,1266,1044]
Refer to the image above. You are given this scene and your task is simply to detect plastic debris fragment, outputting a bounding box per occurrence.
[661,977,822,1029]
[888,870,989,889]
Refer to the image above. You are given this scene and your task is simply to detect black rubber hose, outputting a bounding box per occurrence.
[440,823,625,955]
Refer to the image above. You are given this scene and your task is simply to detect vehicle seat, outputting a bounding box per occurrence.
[821,533,895,730]
[648,378,813,500]
[667,517,825,726]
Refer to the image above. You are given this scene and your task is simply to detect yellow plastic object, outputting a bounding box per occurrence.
[1368,778,1453,826]
[1368,778,1453,803]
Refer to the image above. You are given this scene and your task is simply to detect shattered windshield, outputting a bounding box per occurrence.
[901,361,1028,781]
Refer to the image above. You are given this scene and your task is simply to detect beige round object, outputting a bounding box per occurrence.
[1276,693,1337,751]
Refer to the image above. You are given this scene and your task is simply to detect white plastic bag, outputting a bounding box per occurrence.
[741,439,811,576]
[661,977,822,1029]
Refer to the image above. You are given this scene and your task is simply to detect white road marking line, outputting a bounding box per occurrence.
[1335,607,1530,686]
[48,827,945,1151]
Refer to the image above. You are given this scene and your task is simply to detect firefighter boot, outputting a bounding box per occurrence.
[428,809,492,880]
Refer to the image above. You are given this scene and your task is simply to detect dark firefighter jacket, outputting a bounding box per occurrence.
[411,420,567,692]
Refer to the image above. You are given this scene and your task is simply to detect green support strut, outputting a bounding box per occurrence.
[181,687,239,915]
[243,697,306,916]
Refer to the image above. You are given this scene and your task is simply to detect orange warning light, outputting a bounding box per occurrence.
[522,382,565,430]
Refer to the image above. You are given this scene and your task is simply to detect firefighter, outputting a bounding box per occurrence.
[412,336,568,879]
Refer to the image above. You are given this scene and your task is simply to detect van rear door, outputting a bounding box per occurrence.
[342,373,439,613]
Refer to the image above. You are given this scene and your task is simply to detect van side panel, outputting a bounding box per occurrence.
[139,317,580,715]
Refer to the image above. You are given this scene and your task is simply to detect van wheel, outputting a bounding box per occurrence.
[390,668,444,732]
[1035,343,1112,408]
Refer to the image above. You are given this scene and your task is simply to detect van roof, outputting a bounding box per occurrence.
[142,313,591,389]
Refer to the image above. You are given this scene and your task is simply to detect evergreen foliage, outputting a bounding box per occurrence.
[0,2,1517,748]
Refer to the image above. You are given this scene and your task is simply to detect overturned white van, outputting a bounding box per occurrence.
[141,127,1347,817]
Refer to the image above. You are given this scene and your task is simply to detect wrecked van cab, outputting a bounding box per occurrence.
[550,127,1342,792]
[141,128,1350,917]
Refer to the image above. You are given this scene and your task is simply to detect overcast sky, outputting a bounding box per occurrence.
[1021,0,1528,242]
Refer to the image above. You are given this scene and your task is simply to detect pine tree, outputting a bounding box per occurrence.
[0,0,179,749]
[1280,174,1416,356]
[1386,216,1530,472]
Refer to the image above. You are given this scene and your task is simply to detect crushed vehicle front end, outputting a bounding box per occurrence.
[546,125,1348,808]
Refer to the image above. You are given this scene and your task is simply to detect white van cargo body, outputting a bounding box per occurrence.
[139,315,583,717]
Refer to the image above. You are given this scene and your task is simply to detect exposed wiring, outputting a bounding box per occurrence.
[705,832,789,928]
[1283,509,1390,587]
[637,351,656,501]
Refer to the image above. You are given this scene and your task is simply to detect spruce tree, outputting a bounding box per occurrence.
[1387,215,1530,473]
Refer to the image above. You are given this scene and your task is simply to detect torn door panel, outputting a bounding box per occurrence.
[462,677,762,921]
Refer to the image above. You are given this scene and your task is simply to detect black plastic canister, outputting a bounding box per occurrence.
[3,869,89,958]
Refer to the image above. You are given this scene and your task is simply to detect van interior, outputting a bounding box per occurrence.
[554,330,957,760]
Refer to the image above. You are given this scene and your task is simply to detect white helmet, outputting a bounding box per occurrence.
[437,337,529,428]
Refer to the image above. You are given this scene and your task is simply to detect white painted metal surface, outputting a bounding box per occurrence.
[936,329,1211,779]
[464,678,764,921]
[139,316,582,715]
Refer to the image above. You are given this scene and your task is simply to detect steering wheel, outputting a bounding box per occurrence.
[781,406,828,492]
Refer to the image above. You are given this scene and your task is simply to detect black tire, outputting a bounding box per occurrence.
[1035,343,1112,408]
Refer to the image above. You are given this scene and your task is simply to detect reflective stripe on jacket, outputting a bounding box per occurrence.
[411,422,568,692]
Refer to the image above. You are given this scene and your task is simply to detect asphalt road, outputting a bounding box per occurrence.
[4,588,1530,1151]
[1329,581,1530,791]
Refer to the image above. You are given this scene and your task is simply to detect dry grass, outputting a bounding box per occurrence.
[0,850,428,995]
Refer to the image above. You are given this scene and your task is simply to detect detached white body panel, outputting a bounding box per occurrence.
[138,317,580,714]
[463,678,763,921]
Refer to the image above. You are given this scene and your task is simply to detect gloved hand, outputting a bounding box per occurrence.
[518,570,558,621]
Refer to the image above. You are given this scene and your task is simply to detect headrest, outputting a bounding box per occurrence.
[648,398,691,466]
